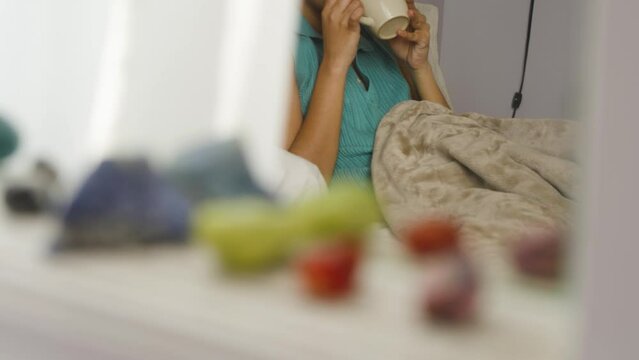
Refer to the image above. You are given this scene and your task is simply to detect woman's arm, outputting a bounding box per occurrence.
[283,74,302,150]
[404,62,449,107]
[285,0,365,182]
[389,0,449,108]
[287,63,348,181]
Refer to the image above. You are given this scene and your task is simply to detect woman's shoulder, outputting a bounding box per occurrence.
[294,16,322,67]
[294,17,323,93]
[294,36,321,93]
[295,35,319,63]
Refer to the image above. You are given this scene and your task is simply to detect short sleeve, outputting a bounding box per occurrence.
[294,35,320,116]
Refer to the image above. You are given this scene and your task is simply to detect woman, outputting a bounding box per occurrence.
[285,0,449,183]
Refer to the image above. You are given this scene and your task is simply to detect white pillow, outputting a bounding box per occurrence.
[272,149,327,202]
[414,3,453,108]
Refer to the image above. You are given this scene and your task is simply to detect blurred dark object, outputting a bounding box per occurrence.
[404,218,460,256]
[0,116,19,161]
[169,140,270,204]
[423,255,479,323]
[4,160,60,214]
[296,240,363,299]
[55,159,190,251]
[513,227,564,280]
[6,187,41,213]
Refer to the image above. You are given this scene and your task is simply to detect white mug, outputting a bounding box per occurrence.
[359,0,410,40]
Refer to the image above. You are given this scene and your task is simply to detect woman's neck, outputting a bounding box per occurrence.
[302,3,323,34]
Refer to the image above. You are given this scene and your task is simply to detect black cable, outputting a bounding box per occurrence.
[511,0,536,118]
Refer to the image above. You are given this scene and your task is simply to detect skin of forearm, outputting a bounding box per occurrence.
[288,62,348,181]
[410,63,449,108]
[396,60,420,100]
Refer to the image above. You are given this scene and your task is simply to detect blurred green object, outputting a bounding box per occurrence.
[0,117,19,161]
[195,199,294,273]
[194,183,382,274]
[290,183,382,240]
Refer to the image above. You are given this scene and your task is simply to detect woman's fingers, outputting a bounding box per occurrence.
[325,0,357,24]
[342,0,363,25]
[397,29,428,48]
[408,9,428,30]
[351,6,364,21]
[323,0,338,12]
[322,0,345,19]
[397,29,419,43]
[406,0,418,11]
[333,0,352,14]
[348,6,365,28]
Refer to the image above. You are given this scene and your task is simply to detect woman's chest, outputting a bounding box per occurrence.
[341,51,411,135]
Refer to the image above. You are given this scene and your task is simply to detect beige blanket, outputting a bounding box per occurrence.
[372,101,578,254]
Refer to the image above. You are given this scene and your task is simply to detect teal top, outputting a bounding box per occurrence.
[294,17,411,181]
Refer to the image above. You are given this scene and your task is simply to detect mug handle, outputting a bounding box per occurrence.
[359,16,375,27]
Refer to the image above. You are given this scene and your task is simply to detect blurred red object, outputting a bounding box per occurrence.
[423,255,478,323]
[405,218,460,255]
[297,241,362,298]
[513,228,564,280]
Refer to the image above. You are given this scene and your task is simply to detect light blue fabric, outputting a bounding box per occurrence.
[294,17,411,181]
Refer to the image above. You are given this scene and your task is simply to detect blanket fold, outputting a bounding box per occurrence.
[372,101,578,252]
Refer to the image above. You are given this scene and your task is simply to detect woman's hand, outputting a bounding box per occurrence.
[388,0,431,70]
[321,0,365,73]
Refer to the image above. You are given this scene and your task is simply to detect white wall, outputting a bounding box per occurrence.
[111,0,298,191]
[0,0,299,191]
[439,0,578,119]
[0,0,227,180]
[581,0,639,358]
[111,0,225,163]
[0,0,110,178]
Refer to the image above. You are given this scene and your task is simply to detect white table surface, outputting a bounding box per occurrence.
[0,202,574,360]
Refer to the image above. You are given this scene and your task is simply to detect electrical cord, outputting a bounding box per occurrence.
[511,0,536,118]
